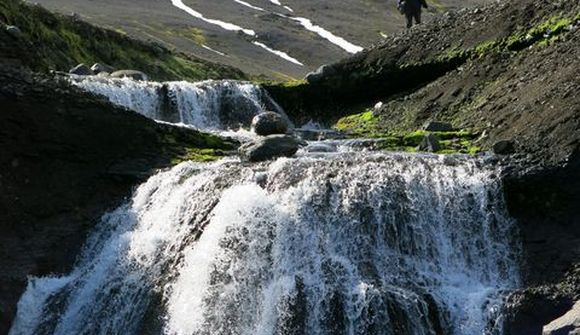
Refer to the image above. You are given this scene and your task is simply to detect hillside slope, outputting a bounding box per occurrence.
[28,0,491,79]
[269,0,579,165]
[0,0,246,81]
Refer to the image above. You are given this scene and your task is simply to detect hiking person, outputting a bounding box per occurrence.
[397,0,428,28]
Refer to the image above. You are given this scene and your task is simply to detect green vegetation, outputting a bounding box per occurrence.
[334,109,379,135]
[157,127,237,164]
[471,14,576,57]
[333,110,481,155]
[170,148,226,164]
[0,0,245,81]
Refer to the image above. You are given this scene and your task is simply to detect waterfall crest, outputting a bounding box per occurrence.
[10,153,520,335]
[69,77,284,130]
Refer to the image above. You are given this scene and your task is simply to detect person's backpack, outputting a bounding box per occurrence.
[397,0,406,14]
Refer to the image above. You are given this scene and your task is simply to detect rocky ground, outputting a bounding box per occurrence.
[27,0,491,79]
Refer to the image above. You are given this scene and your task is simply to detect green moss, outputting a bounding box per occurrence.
[470,14,575,58]
[334,109,379,135]
[402,130,427,146]
[171,148,224,164]
[0,0,245,81]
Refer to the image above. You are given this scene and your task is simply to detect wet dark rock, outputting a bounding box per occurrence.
[69,63,93,76]
[303,143,338,153]
[294,129,346,141]
[239,135,300,162]
[90,63,115,74]
[418,133,441,152]
[493,140,516,155]
[423,121,454,132]
[110,70,148,81]
[543,301,580,335]
[251,112,288,136]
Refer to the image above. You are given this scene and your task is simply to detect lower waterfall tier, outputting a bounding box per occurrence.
[10,152,520,335]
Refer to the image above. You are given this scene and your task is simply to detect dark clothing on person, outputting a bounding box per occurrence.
[398,0,428,28]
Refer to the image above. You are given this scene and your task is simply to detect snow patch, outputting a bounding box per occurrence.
[201,44,227,56]
[290,17,363,54]
[253,41,304,66]
[233,0,265,12]
[171,0,256,36]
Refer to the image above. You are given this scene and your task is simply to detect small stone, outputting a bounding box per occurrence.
[69,64,93,76]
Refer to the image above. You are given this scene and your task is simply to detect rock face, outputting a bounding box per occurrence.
[251,112,288,136]
[69,63,93,75]
[543,301,580,335]
[239,135,301,162]
[111,69,148,81]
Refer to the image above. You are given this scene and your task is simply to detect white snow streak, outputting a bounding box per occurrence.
[253,42,303,66]
[291,17,363,54]
[171,0,256,36]
[233,0,265,11]
[201,44,227,56]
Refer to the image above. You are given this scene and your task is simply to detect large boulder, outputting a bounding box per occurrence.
[239,135,301,162]
[110,70,148,81]
[251,112,288,136]
[90,63,115,74]
[69,63,93,76]
[543,301,580,335]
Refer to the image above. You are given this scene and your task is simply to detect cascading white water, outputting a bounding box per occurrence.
[10,152,520,335]
[69,76,283,130]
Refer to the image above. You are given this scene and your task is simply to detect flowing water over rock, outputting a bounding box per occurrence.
[69,76,283,130]
[10,152,520,335]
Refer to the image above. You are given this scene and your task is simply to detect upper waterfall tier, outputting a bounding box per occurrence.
[69,76,285,130]
[10,152,520,335]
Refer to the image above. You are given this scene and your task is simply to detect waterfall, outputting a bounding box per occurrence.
[10,152,520,335]
[69,76,284,130]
